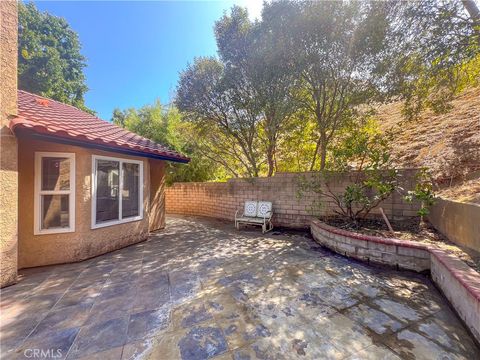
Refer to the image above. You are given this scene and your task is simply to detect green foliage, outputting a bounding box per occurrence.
[298,118,399,222]
[18,2,92,113]
[384,0,480,119]
[111,101,219,184]
[404,168,436,219]
[176,55,264,178]
[275,110,318,172]
[261,0,392,170]
[176,5,299,178]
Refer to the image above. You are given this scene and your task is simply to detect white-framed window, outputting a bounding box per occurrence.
[34,152,75,235]
[91,155,143,229]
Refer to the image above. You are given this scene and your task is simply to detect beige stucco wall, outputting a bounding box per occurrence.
[17,136,166,268]
[149,159,166,231]
[428,198,480,253]
[0,1,19,287]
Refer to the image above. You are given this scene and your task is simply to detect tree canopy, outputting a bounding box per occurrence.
[18,2,91,112]
[111,101,219,184]
[174,0,479,180]
[381,0,480,118]
[20,0,478,182]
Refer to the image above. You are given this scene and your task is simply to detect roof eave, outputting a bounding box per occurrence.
[10,120,190,164]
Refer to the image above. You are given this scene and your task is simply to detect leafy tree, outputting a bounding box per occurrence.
[112,101,218,184]
[18,2,91,112]
[217,6,298,176]
[264,1,391,170]
[112,100,171,145]
[275,109,318,173]
[176,57,263,178]
[384,0,480,118]
[177,6,298,177]
[298,118,399,222]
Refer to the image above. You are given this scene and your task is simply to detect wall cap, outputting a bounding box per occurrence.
[429,248,480,302]
[434,196,480,208]
[311,219,430,251]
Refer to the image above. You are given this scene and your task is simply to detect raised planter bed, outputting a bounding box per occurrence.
[311,218,480,344]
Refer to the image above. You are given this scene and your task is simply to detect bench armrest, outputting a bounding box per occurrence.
[235,209,244,220]
[263,211,272,221]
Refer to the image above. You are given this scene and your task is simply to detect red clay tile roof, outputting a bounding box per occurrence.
[10,90,189,163]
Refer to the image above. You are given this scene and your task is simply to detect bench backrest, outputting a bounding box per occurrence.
[257,201,272,218]
[244,201,258,217]
[243,201,272,218]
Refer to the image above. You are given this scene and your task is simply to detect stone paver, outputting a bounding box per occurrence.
[1,216,479,359]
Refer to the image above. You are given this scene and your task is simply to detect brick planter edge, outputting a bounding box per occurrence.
[310,219,480,343]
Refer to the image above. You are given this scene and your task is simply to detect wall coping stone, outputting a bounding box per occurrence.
[311,219,431,251]
[429,248,480,303]
[167,168,422,187]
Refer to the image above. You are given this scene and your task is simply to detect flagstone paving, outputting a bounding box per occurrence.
[1,216,479,360]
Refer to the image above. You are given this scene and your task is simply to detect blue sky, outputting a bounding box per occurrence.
[33,1,262,120]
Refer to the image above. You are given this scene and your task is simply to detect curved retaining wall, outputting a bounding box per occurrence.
[311,219,480,343]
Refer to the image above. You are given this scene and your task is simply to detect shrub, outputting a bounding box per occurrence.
[297,119,399,223]
[404,168,436,222]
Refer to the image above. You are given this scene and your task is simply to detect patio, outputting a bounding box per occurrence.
[1,216,478,360]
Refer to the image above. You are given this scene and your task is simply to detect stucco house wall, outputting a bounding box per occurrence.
[0,0,19,287]
[17,136,166,268]
[149,159,166,232]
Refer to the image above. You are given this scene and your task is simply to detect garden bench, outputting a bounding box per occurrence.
[235,200,273,233]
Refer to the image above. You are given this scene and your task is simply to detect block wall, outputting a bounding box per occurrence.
[428,198,480,253]
[166,170,421,228]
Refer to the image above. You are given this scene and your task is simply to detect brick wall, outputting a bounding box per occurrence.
[166,170,420,228]
[311,219,431,272]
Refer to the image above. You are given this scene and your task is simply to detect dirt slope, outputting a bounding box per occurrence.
[376,87,480,203]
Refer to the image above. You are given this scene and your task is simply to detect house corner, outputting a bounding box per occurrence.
[0,0,18,287]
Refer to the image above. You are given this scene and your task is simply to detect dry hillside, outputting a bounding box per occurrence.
[376,87,480,204]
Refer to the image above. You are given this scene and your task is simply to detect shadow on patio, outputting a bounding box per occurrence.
[1,216,478,359]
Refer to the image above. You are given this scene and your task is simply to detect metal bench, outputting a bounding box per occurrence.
[235,201,273,234]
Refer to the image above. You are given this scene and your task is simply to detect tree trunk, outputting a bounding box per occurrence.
[462,0,480,46]
[319,133,327,170]
[251,163,259,177]
[267,144,275,177]
[310,138,321,171]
